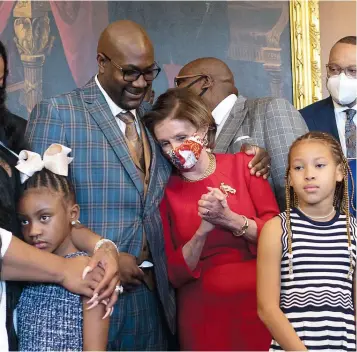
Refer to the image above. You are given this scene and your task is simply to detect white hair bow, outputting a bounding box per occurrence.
[15,144,73,184]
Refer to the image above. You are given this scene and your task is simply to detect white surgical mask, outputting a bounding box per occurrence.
[327,72,357,106]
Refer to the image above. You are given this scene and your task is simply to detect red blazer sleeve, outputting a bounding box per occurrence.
[241,154,280,254]
[160,195,201,288]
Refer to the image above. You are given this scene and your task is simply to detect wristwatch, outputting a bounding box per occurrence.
[232,215,249,237]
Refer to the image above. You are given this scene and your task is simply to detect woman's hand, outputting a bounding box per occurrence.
[197,219,215,235]
[61,256,98,297]
[198,187,236,229]
[83,242,120,310]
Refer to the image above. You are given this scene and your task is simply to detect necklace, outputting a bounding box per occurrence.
[298,207,336,220]
[180,153,216,182]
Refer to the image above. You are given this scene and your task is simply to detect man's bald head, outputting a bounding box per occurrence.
[96,20,157,110]
[177,57,237,111]
[97,20,154,62]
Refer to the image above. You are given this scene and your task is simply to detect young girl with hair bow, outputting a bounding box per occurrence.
[15,144,111,351]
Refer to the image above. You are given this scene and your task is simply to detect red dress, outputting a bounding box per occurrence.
[160,153,279,351]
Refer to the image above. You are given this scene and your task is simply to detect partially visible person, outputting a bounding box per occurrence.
[175,57,309,210]
[257,132,356,351]
[144,88,280,351]
[26,20,175,350]
[16,144,110,351]
[300,36,356,159]
[0,41,27,154]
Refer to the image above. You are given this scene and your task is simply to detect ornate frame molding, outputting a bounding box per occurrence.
[290,0,322,109]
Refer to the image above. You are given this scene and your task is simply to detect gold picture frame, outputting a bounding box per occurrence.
[290,0,322,109]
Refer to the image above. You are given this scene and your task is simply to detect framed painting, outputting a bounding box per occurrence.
[0,1,321,118]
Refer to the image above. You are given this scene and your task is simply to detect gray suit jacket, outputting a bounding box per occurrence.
[213,95,308,210]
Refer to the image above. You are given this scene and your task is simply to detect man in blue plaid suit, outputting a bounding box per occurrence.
[25,20,175,350]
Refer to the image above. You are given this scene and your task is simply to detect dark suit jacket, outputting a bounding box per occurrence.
[299,96,340,143]
[0,111,28,153]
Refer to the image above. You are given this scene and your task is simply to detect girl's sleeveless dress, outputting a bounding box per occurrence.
[270,209,356,351]
[17,252,87,351]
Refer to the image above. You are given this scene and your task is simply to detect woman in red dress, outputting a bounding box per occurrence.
[144,88,279,351]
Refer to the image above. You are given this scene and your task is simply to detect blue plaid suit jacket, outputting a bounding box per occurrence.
[25,77,176,333]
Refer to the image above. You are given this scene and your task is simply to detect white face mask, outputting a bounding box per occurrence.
[327,72,357,106]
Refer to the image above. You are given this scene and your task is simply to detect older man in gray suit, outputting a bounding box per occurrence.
[175,57,308,210]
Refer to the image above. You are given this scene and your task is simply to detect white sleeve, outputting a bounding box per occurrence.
[0,228,12,257]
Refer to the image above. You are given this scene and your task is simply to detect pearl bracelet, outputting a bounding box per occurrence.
[94,239,119,253]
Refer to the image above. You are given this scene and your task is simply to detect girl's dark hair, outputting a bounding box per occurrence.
[23,168,76,204]
[285,131,355,281]
[143,87,217,149]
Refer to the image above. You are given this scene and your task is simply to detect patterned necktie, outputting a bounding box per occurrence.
[118,111,145,170]
[344,109,356,158]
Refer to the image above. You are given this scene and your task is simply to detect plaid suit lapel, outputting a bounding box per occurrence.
[214,95,247,153]
[82,78,145,200]
[143,129,162,212]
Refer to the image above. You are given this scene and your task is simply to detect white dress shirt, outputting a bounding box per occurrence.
[0,228,13,352]
[212,94,237,139]
[333,100,357,157]
[95,75,141,136]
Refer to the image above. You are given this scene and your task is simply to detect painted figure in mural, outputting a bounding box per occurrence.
[175,57,309,210]
[25,20,176,350]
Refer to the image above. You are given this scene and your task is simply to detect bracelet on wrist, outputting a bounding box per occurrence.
[232,215,249,237]
[94,238,119,253]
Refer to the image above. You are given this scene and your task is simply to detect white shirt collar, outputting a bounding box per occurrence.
[332,99,357,113]
[95,75,136,118]
[212,94,237,126]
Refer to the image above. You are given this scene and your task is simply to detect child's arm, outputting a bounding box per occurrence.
[82,297,110,351]
[257,217,308,351]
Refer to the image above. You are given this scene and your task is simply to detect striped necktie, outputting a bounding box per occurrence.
[344,109,356,158]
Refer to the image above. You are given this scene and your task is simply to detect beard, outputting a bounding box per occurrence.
[0,85,6,114]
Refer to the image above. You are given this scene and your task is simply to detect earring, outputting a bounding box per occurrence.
[71,220,76,226]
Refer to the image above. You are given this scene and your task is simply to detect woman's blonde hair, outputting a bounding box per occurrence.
[143,87,217,149]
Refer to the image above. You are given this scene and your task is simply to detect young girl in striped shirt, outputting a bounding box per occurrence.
[257,132,356,351]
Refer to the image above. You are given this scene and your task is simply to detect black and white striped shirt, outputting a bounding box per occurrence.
[270,208,356,351]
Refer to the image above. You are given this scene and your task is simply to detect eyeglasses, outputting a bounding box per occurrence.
[102,53,161,82]
[174,74,208,87]
[326,64,357,78]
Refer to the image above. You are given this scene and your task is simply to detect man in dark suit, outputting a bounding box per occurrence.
[300,36,356,158]
[175,57,308,210]
[26,20,175,350]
